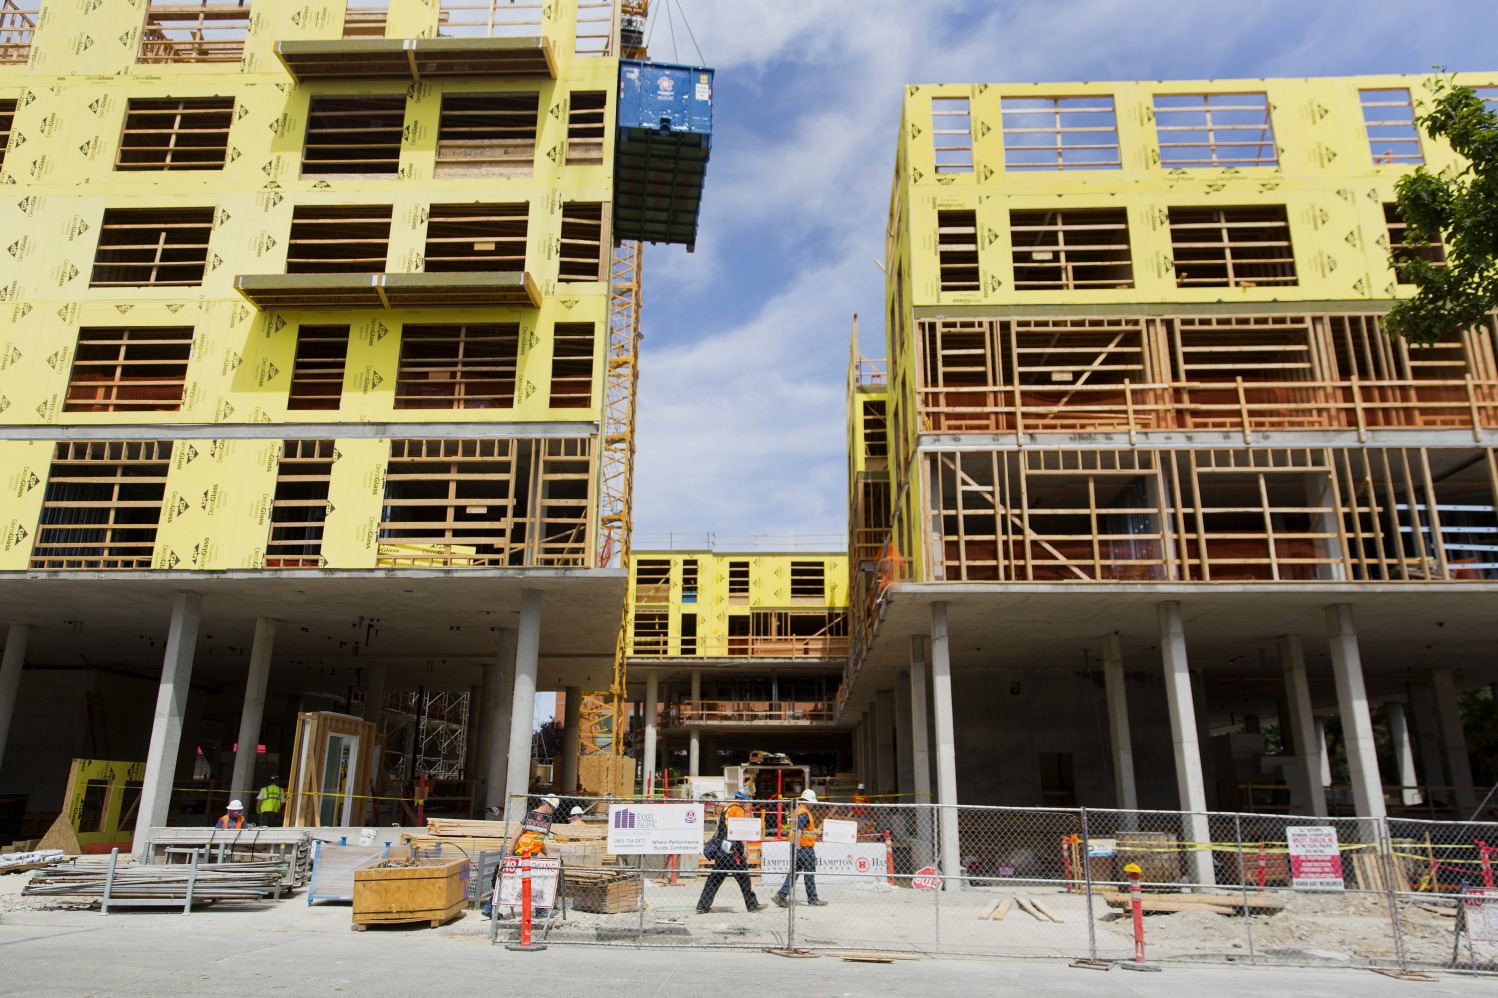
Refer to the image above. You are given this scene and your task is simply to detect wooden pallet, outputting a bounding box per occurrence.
[567,869,642,914]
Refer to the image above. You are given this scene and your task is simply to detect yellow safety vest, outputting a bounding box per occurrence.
[259,784,284,814]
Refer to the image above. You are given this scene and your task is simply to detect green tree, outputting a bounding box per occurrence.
[1386,76,1498,345]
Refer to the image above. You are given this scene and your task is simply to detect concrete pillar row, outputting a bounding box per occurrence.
[642,668,659,795]
[1101,632,1138,814]
[1431,669,1477,811]
[485,629,517,813]
[1407,682,1448,802]
[132,591,203,857]
[229,617,277,808]
[1385,701,1421,807]
[929,601,963,889]
[1325,603,1385,820]
[560,686,581,794]
[908,637,933,869]
[0,623,30,777]
[1157,601,1214,886]
[1314,717,1332,788]
[502,592,542,820]
[1279,634,1328,817]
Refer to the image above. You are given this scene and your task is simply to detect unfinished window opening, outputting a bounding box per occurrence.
[937,210,980,292]
[1003,317,1147,388]
[575,1,615,57]
[394,323,518,410]
[559,203,605,281]
[286,205,392,274]
[1154,92,1277,168]
[744,609,848,657]
[287,325,349,411]
[1325,313,1478,385]
[1183,460,1330,582]
[1169,205,1297,287]
[1010,208,1133,290]
[634,558,671,603]
[679,611,697,655]
[65,326,193,413]
[90,208,214,287]
[728,560,749,604]
[138,2,251,64]
[1360,88,1422,165]
[0,6,37,65]
[0,99,16,170]
[423,203,526,273]
[1384,202,1446,282]
[31,440,172,571]
[681,559,698,603]
[531,437,592,567]
[438,0,545,37]
[379,438,519,567]
[549,321,595,409]
[1001,95,1121,171]
[631,609,669,655]
[921,319,999,392]
[852,478,892,569]
[931,96,973,173]
[116,98,234,171]
[862,400,888,460]
[566,91,606,165]
[789,561,826,601]
[266,440,335,568]
[435,92,539,178]
[301,96,405,176]
[1172,315,1315,383]
[342,0,388,38]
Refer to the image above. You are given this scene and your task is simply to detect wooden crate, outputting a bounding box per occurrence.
[567,868,642,914]
[352,857,470,930]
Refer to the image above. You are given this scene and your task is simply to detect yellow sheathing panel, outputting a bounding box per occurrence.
[0,439,51,568]
[320,437,389,569]
[152,437,281,571]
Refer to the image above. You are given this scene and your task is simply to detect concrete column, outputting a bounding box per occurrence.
[894,670,915,801]
[363,661,387,724]
[642,668,659,796]
[1386,701,1421,806]
[909,638,933,869]
[0,623,29,776]
[485,629,517,813]
[930,602,962,888]
[560,686,581,793]
[229,617,276,807]
[1279,634,1328,817]
[688,669,701,777]
[1407,682,1448,803]
[875,689,897,798]
[132,592,202,856]
[502,591,542,820]
[1314,717,1332,788]
[472,659,498,810]
[1431,669,1477,811]
[1158,601,1214,885]
[1325,604,1385,819]
[1102,633,1138,814]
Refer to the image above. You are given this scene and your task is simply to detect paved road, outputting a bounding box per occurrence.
[1,907,1492,997]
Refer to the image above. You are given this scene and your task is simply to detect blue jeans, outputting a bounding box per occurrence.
[776,844,818,903]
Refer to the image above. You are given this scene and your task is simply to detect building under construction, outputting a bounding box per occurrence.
[842,74,1498,872]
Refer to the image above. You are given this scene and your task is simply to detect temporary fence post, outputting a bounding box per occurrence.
[1080,808,1097,962]
[1379,818,1406,973]
[1234,814,1254,961]
[785,837,797,951]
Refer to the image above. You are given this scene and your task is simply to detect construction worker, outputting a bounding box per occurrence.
[255,776,284,827]
[852,784,870,805]
[695,786,766,914]
[567,806,587,825]
[772,789,826,907]
[214,800,249,830]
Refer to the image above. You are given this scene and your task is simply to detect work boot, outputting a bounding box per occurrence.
[771,894,788,908]
[808,899,828,906]
[695,905,712,914]
[748,901,766,912]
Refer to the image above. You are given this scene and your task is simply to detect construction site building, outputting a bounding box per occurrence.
[846,73,1498,858]
[0,0,671,846]
[623,545,852,795]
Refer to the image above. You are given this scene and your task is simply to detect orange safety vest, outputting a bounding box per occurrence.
[215,813,246,830]
[513,831,546,858]
[793,803,816,848]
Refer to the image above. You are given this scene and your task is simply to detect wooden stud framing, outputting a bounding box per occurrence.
[285,204,392,274]
[286,324,349,411]
[931,96,973,174]
[30,440,173,571]
[284,712,378,828]
[90,207,215,287]
[549,321,596,408]
[438,0,546,38]
[566,90,607,165]
[138,3,252,64]
[379,437,520,567]
[529,437,594,566]
[265,439,335,569]
[434,92,540,179]
[936,210,980,292]
[559,202,606,281]
[422,202,527,273]
[1360,88,1424,165]
[116,97,235,171]
[1153,92,1277,168]
[300,96,406,176]
[1169,205,1298,287]
[64,325,194,413]
[0,5,37,65]
[1385,201,1446,281]
[393,322,519,410]
[1010,208,1133,290]
[1000,95,1121,172]
[342,1,388,39]
[0,98,15,170]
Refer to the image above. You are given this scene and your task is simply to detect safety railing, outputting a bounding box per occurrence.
[629,635,849,659]
[479,795,1498,974]
[662,701,836,726]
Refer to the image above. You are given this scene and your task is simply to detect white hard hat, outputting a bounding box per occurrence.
[228,800,244,811]
[543,795,561,809]
[857,784,865,790]
[800,789,817,803]
[570,806,584,816]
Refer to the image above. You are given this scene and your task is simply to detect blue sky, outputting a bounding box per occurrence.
[625,0,1498,546]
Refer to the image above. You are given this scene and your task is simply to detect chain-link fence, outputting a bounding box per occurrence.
[465,795,1497,974]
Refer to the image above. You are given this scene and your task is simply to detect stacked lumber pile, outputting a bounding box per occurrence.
[403,817,612,868]
[24,860,286,903]
[140,827,314,888]
[567,868,642,914]
[1097,890,1284,916]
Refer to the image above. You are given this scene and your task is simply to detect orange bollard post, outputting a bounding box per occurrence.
[1118,862,1159,972]
[1256,842,1268,891]
[505,855,548,952]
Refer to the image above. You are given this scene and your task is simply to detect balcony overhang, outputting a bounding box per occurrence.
[275,36,557,82]
[234,271,540,311]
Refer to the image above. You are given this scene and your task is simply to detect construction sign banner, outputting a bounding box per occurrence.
[497,857,560,908]
[760,842,890,890]
[821,818,858,845]
[1464,889,1498,943]
[1287,825,1345,892]
[605,803,705,854]
[726,817,761,842]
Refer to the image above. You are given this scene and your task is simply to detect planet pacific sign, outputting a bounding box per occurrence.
[606,803,704,854]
